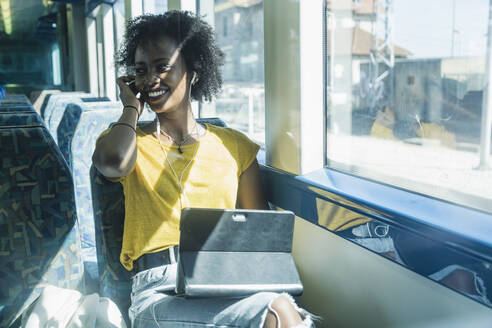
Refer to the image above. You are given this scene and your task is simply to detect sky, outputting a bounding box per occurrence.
[393,0,489,58]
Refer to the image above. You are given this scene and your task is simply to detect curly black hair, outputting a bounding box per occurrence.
[116,11,224,102]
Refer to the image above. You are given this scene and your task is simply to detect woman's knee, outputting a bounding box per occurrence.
[271,295,296,315]
[266,295,302,327]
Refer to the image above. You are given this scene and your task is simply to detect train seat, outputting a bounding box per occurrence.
[0,106,36,114]
[45,95,113,145]
[29,90,61,115]
[57,101,155,168]
[0,112,43,127]
[0,123,84,327]
[0,94,31,106]
[56,101,155,294]
[40,92,88,120]
[57,101,121,294]
[89,118,227,322]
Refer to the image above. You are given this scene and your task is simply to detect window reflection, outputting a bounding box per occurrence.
[326,0,492,212]
[314,194,492,306]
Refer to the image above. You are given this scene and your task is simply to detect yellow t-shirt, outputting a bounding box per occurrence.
[98,123,259,271]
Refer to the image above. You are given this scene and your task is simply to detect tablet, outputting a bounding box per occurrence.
[176,208,303,298]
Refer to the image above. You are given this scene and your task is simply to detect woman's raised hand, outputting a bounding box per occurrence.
[116,75,144,115]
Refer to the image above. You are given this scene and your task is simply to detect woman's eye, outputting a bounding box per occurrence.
[135,68,145,76]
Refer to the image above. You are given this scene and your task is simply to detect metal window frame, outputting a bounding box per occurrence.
[264,0,324,175]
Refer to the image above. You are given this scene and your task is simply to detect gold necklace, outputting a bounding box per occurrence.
[159,127,196,154]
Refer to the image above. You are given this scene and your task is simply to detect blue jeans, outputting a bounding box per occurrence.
[129,264,314,327]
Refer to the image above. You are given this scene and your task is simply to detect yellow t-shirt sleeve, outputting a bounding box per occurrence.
[230,128,260,175]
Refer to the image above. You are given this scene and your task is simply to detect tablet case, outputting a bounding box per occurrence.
[176,208,303,298]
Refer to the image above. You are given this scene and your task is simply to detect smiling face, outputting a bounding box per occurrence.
[134,35,192,113]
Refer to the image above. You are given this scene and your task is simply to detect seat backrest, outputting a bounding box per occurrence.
[57,102,156,295]
[57,101,122,293]
[0,106,36,114]
[0,112,43,127]
[57,101,155,168]
[0,94,31,106]
[30,90,60,114]
[40,92,88,120]
[48,96,114,145]
[90,117,227,322]
[57,101,121,167]
[0,124,84,327]
[90,166,130,322]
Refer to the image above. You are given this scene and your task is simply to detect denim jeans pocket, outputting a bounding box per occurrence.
[131,265,170,297]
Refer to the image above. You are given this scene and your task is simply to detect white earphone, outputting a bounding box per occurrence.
[191,71,197,85]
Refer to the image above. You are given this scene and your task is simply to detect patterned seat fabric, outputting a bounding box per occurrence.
[40,92,87,120]
[90,118,227,323]
[57,102,155,295]
[57,102,155,169]
[90,166,131,324]
[47,97,113,145]
[0,125,84,327]
[41,93,89,144]
[0,94,31,106]
[0,112,44,127]
[57,101,122,293]
[0,106,36,114]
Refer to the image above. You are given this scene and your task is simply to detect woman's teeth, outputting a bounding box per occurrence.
[148,90,166,97]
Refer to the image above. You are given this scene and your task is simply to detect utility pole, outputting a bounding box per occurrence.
[369,0,395,112]
[478,0,492,170]
[451,0,456,56]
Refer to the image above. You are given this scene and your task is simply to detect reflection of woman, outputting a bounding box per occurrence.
[370,105,456,148]
[92,12,314,327]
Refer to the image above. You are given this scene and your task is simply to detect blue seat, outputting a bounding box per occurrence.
[90,166,130,323]
[57,101,121,292]
[40,92,88,120]
[45,95,112,145]
[57,101,155,168]
[0,112,43,127]
[0,124,84,327]
[47,96,111,145]
[41,93,90,143]
[90,118,227,323]
[56,101,155,293]
[0,94,31,106]
[0,106,36,114]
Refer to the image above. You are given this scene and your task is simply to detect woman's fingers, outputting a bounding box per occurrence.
[128,81,139,96]
[116,76,134,89]
[116,77,130,93]
[117,75,142,111]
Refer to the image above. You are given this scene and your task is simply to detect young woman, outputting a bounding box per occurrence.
[92,11,315,328]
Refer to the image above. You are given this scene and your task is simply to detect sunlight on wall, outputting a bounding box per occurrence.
[0,0,12,35]
[51,44,61,86]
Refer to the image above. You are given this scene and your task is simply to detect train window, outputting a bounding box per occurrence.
[113,0,126,49]
[198,0,266,147]
[325,0,492,213]
[0,1,60,93]
[142,0,168,14]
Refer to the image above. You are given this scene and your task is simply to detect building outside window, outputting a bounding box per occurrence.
[325,0,492,213]
[205,0,265,146]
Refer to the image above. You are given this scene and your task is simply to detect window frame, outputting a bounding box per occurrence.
[260,0,492,309]
[322,0,492,215]
[260,162,492,309]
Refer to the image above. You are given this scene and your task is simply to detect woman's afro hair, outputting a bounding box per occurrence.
[116,11,224,102]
